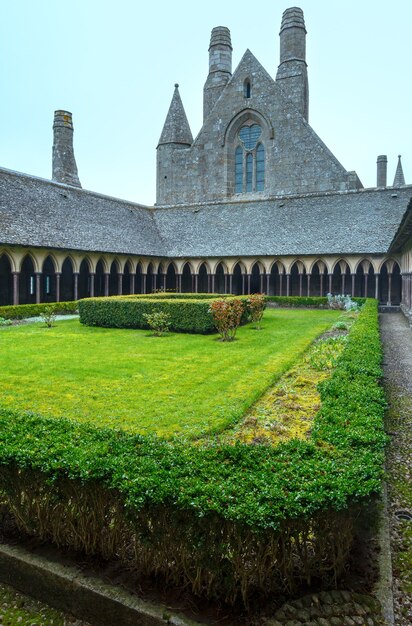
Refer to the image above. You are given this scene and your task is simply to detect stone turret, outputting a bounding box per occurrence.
[393,155,405,187]
[156,84,193,204]
[276,7,309,121]
[203,26,232,121]
[52,110,81,188]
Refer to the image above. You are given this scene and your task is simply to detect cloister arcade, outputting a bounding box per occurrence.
[0,247,402,307]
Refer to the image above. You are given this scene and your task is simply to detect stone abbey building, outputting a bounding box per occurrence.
[1,7,412,321]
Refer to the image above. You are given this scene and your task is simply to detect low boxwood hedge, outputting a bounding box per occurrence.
[0,300,385,605]
[266,296,366,308]
[78,295,249,333]
[0,300,78,320]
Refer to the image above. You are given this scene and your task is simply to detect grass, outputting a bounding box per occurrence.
[0,308,339,438]
[0,582,72,625]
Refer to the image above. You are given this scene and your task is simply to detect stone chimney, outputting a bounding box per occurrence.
[376,155,387,188]
[203,26,232,121]
[52,110,81,188]
[276,7,309,121]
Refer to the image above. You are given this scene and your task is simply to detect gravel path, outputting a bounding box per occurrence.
[380,312,412,625]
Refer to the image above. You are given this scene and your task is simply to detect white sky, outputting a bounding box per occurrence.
[1,0,411,206]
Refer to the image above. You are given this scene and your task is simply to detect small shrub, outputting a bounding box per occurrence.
[306,335,348,370]
[0,317,12,326]
[327,293,360,312]
[142,311,171,336]
[209,298,244,341]
[247,293,266,329]
[40,306,56,328]
[332,320,349,330]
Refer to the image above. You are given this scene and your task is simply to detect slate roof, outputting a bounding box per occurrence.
[0,167,163,257]
[1,166,411,259]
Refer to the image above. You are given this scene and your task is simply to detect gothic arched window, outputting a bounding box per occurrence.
[234,123,265,193]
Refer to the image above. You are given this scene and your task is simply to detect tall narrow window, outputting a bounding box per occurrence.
[234,123,265,193]
[244,79,251,98]
[235,146,243,193]
[256,143,265,191]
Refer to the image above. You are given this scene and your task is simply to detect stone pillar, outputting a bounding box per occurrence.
[266,273,270,295]
[52,110,81,187]
[242,274,245,295]
[247,274,251,295]
[320,273,324,296]
[118,273,123,296]
[177,274,182,293]
[207,274,211,293]
[104,273,109,297]
[260,273,264,293]
[364,273,368,298]
[56,272,61,303]
[286,273,290,296]
[194,274,198,293]
[299,273,303,297]
[229,274,233,294]
[341,273,345,295]
[279,273,283,296]
[211,274,215,293]
[307,273,311,296]
[375,273,379,301]
[351,274,356,297]
[89,273,95,297]
[328,273,333,294]
[224,274,228,294]
[12,272,19,306]
[387,273,392,306]
[73,273,79,301]
[35,273,41,304]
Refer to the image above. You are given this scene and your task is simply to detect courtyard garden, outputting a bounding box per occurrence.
[0,296,387,609]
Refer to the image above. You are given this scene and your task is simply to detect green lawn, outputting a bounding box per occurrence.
[0,309,339,437]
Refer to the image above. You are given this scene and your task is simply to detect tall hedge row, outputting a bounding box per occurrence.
[78,295,250,333]
[0,300,385,605]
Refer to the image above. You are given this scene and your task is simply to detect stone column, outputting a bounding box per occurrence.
[177,274,182,293]
[375,273,379,301]
[207,274,211,293]
[194,274,198,293]
[229,274,233,294]
[162,273,167,292]
[104,273,109,297]
[328,273,333,294]
[73,273,79,301]
[298,273,303,297]
[242,274,245,295]
[211,274,215,293]
[247,274,251,295]
[260,273,264,293]
[118,273,123,296]
[224,274,228,294]
[56,272,61,303]
[387,273,392,306]
[89,273,95,297]
[341,273,345,295]
[12,272,19,305]
[141,273,146,294]
[286,273,290,296]
[307,273,311,296]
[364,273,368,298]
[35,273,41,304]
[351,274,356,297]
[279,273,283,296]
[266,273,270,295]
[320,273,324,296]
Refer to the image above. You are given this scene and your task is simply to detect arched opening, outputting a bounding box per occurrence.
[135,263,142,294]
[157,264,164,292]
[0,254,13,306]
[19,255,36,305]
[311,263,323,296]
[355,261,373,298]
[232,263,243,295]
[95,260,105,297]
[215,263,225,293]
[61,257,75,301]
[181,263,192,293]
[250,263,261,293]
[198,263,209,293]
[166,263,176,292]
[42,256,56,303]
[78,259,90,299]
[380,261,402,305]
[123,261,131,295]
[392,262,402,305]
[146,263,154,294]
[290,262,306,296]
[269,263,282,296]
[331,261,351,295]
[109,261,118,296]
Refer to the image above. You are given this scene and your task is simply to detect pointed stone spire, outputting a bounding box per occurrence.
[52,110,81,187]
[393,155,405,187]
[158,84,193,147]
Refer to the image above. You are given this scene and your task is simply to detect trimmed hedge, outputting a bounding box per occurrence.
[0,300,386,605]
[79,295,250,333]
[0,300,78,320]
[266,296,366,308]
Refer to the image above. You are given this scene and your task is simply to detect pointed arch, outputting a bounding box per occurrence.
[61,256,75,302]
[165,262,177,292]
[232,261,244,295]
[108,259,119,296]
[250,261,262,294]
[181,262,193,293]
[290,260,307,297]
[198,262,209,293]
[19,254,36,304]
[0,252,13,306]
[214,261,226,294]
[42,255,57,302]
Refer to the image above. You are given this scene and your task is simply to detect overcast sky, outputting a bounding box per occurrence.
[1,0,411,206]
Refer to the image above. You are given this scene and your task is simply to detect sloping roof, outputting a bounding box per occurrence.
[0,167,163,256]
[1,166,411,259]
[154,188,412,258]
